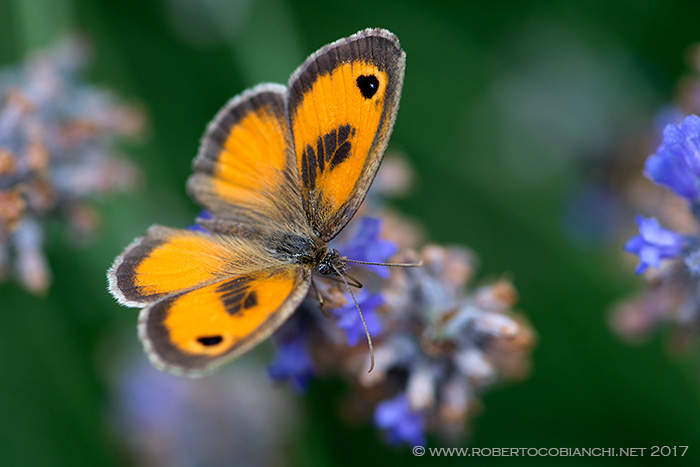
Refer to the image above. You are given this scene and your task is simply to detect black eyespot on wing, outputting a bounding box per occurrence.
[197,336,223,346]
[356,75,379,99]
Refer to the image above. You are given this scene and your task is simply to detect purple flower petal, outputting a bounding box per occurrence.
[645,114,700,200]
[334,217,398,278]
[332,291,383,346]
[685,249,700,276]
[624,216,685,274]
[186,210,213,233]
[267,333,315,393]
[374,394,426,447]
[187,224,209,233]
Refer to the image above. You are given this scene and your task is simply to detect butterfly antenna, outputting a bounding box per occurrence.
[333,265,375,373]
[346,259,423,268]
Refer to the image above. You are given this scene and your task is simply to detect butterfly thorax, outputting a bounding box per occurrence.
[268,231,347,277]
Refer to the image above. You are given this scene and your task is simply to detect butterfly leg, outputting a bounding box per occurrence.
[344,271,363,289]
[311,277,331,318]
[318,273,363,289]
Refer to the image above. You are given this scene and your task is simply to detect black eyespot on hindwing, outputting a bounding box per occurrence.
[356,75,379,99]
[197,335,223,346]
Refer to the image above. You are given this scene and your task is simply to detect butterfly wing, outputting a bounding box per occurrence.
[287,28,405,241]
[108,226,310,376]
[108,225,278,307]
[139,265,309,376]
[187,83,306,230]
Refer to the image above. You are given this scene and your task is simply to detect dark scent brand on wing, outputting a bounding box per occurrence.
[301,124,357,190]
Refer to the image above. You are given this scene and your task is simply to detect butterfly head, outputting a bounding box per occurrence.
[316,247,347,277]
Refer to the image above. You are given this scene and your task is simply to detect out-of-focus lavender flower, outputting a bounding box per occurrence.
[186,210,212,233]
[654,105,687,135]
[267,331,315,393]
[616,110,700,366]
[561,45,700,250]
[357,245,532,440]
[0,37,143,293]
[644,115,700,201]
[374,394,426,447]
[267,155,535,447]
[624,215,686,274]
[611,263,694,344]
[113,353,299,467]
[331,290,383,346]
[332,216,398,278]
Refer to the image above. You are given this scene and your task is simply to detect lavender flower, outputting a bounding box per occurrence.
[331,290,383,346]
[266,156,535,447]
[0,37,143,293]
[624,215,686,273]
[113,354,300,467]
[644,115,700,201]
[356,245,532,440]
[332,216,398,278]
[267,331,315,393]
[186,210,212,233]
[616,110,700,363]
[374,394,426,447]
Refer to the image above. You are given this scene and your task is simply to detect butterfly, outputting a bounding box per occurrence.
[107,28,406,377]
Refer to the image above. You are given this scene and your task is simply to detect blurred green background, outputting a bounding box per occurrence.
[2,0,700,465]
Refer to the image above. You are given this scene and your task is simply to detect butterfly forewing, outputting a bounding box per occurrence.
[188,83,306,229]
[108,226,282,307]
[287,29,405,241]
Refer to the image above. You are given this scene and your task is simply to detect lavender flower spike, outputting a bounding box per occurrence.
[644,114,700,200]
[624,215,685,274]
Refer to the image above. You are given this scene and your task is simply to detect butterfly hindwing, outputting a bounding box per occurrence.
[139,265,310,376]
[287,28,405,241]
[188,83,305,228]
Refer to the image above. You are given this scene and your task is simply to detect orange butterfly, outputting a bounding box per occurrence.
[108,29,406,376]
